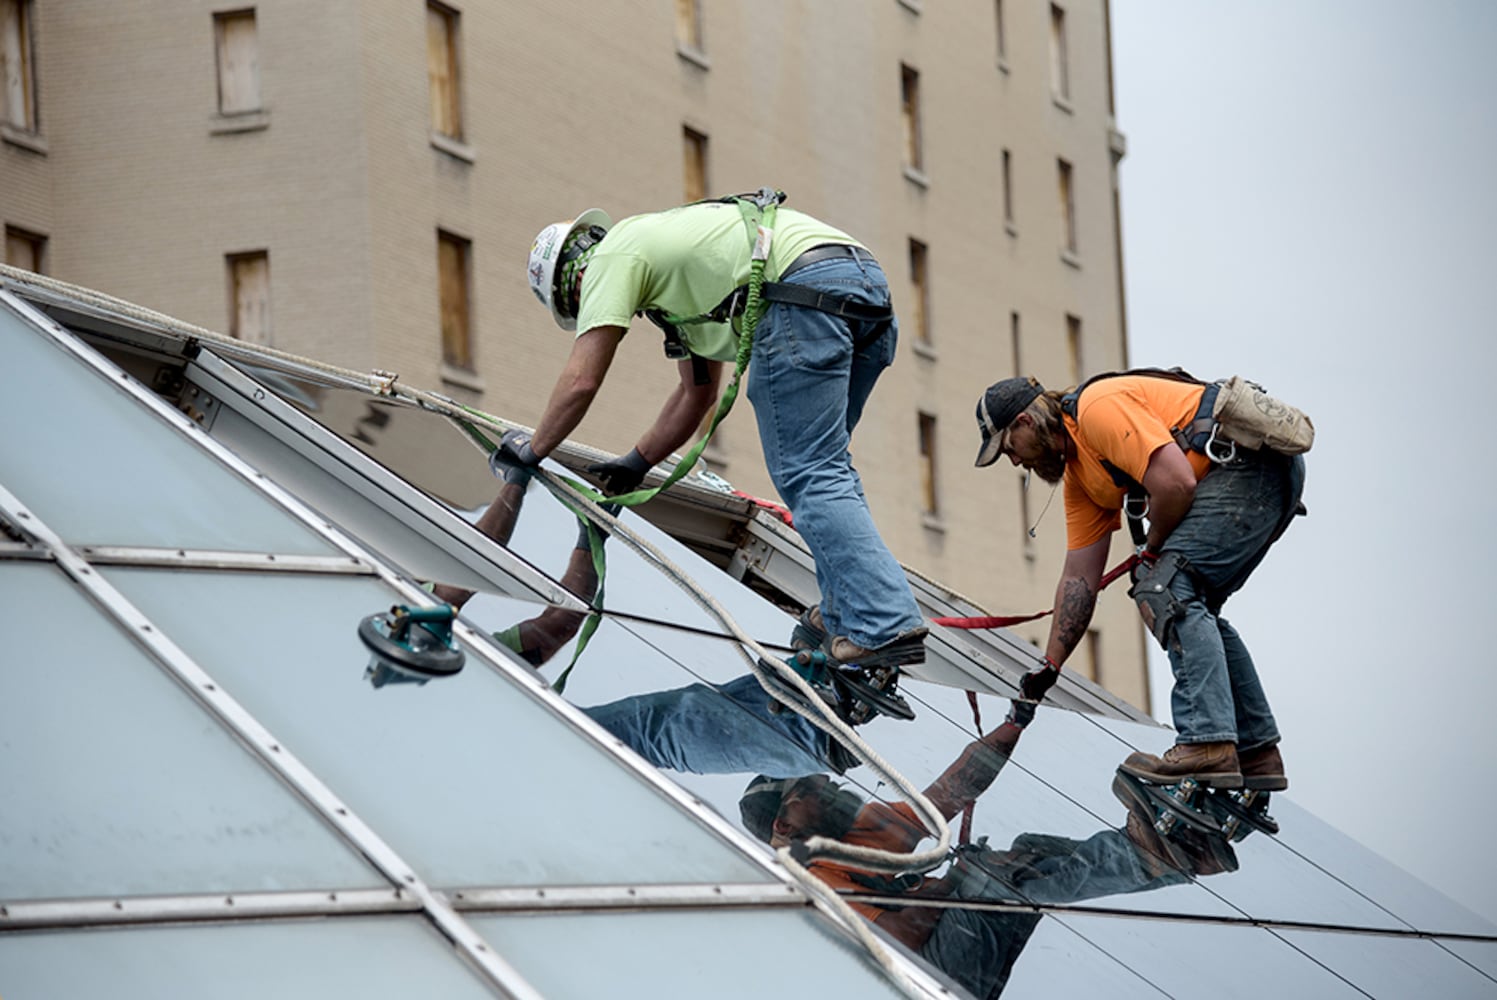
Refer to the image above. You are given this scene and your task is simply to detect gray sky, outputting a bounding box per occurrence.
[1110,1,1497,923]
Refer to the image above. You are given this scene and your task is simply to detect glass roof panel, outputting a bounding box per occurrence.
[0,561,384,899]
[1436,938,1497,982]
[102,566,770,888]
[1278,927,1497,997]
[0,917,496,999]
[0,304,337,555]
[470,908,906,999]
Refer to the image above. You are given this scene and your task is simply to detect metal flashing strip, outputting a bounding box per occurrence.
[74,546,375,575]
[0,542,49,561]
[186,350,580,611]
[448,883,806,913]
[0,889,420,931]
[0,484,545,1000]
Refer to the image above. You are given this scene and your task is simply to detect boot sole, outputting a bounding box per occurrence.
[1119,760,1244,790]
[1242,775,1288,792]
[823,628,929,669]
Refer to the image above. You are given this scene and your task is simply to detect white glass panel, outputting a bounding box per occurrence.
[0,304,335,554]
[472,909,906,999]
[105,567,770,887]
[1280,928,1497,998]
[0,917,496,999]
[0,562,383,899]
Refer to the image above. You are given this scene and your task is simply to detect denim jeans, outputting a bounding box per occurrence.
[746,253,924,649]
[581,673,828,777]
[1157,451,1306,747]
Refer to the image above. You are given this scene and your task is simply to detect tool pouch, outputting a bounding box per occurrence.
[1128,551,1191,648]
[1211,376,1315,455]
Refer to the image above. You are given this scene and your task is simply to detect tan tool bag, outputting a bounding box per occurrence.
[1211,376,1315,455]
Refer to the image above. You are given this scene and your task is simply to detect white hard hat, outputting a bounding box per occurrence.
[526,208,612,331]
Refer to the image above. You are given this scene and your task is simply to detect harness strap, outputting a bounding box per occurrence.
[759,281,894,351]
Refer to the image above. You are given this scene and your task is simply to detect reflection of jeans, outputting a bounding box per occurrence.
[923,830,1182,999]
[746,254,923,650]
[1159,452,1306,747]
[581,674,827,777]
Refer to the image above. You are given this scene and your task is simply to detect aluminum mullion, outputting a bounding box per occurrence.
[0,484,543,1000]
[0,889,419,930]
[448,883,804,913]
[75,545,374,575]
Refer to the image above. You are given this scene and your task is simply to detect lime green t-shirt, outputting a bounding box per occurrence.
[574,202,863,362]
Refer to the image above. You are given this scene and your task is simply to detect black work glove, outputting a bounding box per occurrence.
[1005,698,1036,729]
[494,428,541,480]
[1019,656,1061,703]
[586,447,652,496]
[575,503,623,550]
[490,429,540,486]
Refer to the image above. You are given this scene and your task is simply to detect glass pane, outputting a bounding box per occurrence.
[0,562,384,899]
[1437,938,1497,982]
[104,566,771,888]
[1279,927,1497,998]
[472,909,907,999]
[1051,912,1366,999]
[0,305,337,554]
[0,917,496,999]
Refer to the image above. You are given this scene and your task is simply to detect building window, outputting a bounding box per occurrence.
[1049,3,1070,104]
[1066,314,1083,381]
[4,224,45,273]
[427,1,462,141]
[438,230,473,370]
[1010,310,1022,375]
[908,238,931,347]
[918,411,939,516]
[1058,157,1077,254]
[213,9,261,116]
[227,251,272,346]
[1017,476,1035,560]
[682,126,708,203]
[994,0,1008,67]
[1,0,36,131]
[675,0,703,52]
[1001,148,1015,229]
[900,63,923,174]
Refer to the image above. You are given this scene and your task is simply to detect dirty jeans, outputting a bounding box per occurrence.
[746,253,924,650]
[582,673,828,778]
[1157,450,1306,748]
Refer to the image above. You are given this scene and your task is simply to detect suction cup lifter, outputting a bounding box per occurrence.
[359,604,466,689]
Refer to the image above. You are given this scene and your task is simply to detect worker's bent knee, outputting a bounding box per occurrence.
[1128,551,1192,648]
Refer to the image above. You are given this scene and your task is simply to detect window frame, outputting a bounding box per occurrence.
[226,250,273,347]
[437,230,474,372]
[426,1,464,142]
[1,0,38,133]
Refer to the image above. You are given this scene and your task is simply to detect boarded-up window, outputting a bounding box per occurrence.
[438,230,472,370]
[1066,313,1083,381]
[1058,157,1077,252]
[1,0,35,131]
[909,238,930,345]
[900,64,922,171]
[675,0,703,51]
[918,412,939,516]
[427,2,462,139]
[1001,149,1014,225]
[227,251,272,346]
[214,9,261,115]
[1017,475,1035,558]
[682,126,708,203]
[994,0,1007,63]
[1049,4,1070,101]
[5,225,45,273]
[1010,310,1022,375]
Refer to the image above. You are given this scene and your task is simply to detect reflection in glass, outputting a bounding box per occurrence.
[1279,927,1497,998]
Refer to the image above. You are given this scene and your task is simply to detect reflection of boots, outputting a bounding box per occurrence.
[1238,743,1288,791]
[1121,742,1243,789]
[1171,826,1239,876]
[1114,775,1190,877]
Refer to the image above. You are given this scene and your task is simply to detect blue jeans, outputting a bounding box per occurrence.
[581,673,828,777]
[746,253,924,649]
[1156,451,1306,747]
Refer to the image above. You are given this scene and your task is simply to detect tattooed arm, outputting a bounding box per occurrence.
[1042,537,1109,667]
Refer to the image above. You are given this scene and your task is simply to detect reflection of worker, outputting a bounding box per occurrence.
[431,452,847,777]
[483,197,926,674]
[972,375,1305,791]
[739,701,1231,1000]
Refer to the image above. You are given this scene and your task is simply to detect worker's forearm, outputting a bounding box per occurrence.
[1044,574,1097,666]
[636,384,713,462]
[530,377,600,456]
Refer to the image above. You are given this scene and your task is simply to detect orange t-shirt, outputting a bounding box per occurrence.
[1062,376,1214,550]
[807,800,927,923]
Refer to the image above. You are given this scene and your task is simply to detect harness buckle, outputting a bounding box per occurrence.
[1124,492,1150,522]
[1203,423,1237,464]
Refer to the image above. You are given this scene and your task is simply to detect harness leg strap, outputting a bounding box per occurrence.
[1127,551,1192,648]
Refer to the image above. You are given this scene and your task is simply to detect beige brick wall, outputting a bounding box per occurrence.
[0,0,1151,711]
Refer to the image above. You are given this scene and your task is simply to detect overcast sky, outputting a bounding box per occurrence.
[1109,1,1497,923]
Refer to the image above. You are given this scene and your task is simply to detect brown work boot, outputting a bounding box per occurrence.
[1120,742,1243,789]
[1238,743,1288,791]
[824,626,928,668]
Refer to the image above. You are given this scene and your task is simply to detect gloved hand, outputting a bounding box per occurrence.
[575,502,623,550]
[490,429,540,486]
[1005,697,1036,729]
[1019,656,1061,703]
[586,447,652,496]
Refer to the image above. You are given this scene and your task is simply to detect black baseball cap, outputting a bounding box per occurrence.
[975,377,1044,467]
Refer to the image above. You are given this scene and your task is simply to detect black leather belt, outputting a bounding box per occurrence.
[780,243,869,278]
